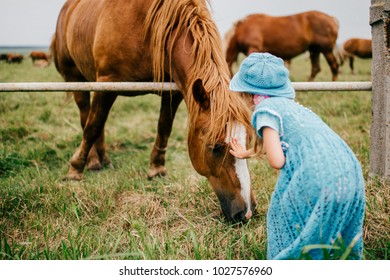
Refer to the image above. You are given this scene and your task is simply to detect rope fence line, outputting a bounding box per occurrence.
[0,81,372,92]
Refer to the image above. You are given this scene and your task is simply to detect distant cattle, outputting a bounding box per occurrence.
[224,10,340,81]
[29,51,50,67]
[29,51,50,62]
[340,38,372,74]
[6,53,24,63]
[0,53,8,62]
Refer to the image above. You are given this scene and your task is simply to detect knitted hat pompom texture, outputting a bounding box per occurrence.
[229,52,296,99]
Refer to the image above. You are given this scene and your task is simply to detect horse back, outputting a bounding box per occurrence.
[343,38,372,58]
[304,11,339,51]
[235,13,311,59]
[51,0,81,79]
[52,0,154,83]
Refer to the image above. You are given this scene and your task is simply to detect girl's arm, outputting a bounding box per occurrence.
[262,127,285,169]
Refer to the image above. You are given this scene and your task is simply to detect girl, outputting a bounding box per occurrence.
[229,52,365,260]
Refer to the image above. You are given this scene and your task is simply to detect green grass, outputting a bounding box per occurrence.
[0,54,389,260]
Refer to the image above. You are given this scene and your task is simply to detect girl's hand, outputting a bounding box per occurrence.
[229,138,254,159]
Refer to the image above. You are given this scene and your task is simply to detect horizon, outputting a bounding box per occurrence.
[0,45,49,48]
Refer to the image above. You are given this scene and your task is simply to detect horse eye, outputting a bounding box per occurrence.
[211,144,225,155]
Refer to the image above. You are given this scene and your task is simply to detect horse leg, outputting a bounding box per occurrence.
[308,51,321,81]
[147,92,183,179]
[323,51,339,81]
[349,56,355,74]
[67,92,117,180]
[73,92,106,171]
[93,129,112,169]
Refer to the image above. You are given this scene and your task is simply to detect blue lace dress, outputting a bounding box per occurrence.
[252,97,365,260]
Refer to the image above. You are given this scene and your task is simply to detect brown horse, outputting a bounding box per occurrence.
[224,10,340,81]
[6,53,24,63]
[29,51,50,64]
[51,0,257,222]
[340,38,372,74]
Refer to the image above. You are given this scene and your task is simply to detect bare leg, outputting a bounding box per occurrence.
[147,92,183,179]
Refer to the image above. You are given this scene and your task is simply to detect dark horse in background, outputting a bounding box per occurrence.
[340,38,372,74]
[224,10,340,81]
[4,53,24,63]
[0,54,8,62]
[51,0,257,222]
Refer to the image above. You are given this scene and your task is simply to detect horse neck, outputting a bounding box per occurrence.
[145,0,252,147]
[145,0,231,102]
[165,33,194,105]
[166,29,230,106]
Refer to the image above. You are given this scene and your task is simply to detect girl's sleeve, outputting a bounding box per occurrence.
[251,108,283,138]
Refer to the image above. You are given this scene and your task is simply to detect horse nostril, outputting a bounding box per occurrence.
[245,209,253,220]
[233,209,250,223]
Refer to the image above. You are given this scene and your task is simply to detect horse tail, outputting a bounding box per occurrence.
[50,34,72,101]
[49,34,57,67]
[224,22,240,76]
[333,44,345,66]
[328,16,343,66]
[332,16,340,31]
[222,21,237,55]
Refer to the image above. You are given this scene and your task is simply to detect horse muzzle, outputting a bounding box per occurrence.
[220,197,256,223]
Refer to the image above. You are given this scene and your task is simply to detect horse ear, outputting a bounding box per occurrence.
[192,79,210,111]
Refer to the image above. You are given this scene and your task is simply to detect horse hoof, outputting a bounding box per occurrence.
[105,162,115,170]
[103,155,111,165]
[147,166,167,180]
[87,161,103,171]
[62,172,83,181]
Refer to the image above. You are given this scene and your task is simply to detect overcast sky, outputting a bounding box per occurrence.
[0,0,371,46]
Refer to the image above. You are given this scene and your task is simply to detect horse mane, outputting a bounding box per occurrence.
[144,0,252,147]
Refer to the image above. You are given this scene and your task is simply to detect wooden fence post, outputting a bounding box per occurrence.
[370,0,390,180]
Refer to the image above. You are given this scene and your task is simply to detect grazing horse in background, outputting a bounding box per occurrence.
[51,0,257,222]
[224,11,340,81]
[6,53,24,64]
[340,38,372,74]
[29,51,50,64]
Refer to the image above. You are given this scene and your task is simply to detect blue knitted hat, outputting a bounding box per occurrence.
[229,52,295,99]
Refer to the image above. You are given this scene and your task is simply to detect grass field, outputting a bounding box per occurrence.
[0,53,389,260]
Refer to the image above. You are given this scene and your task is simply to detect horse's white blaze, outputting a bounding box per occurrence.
[226,123,252,219]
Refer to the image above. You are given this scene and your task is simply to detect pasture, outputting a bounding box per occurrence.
[0,54,389,260]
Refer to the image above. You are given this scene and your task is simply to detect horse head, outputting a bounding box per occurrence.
[187,79,256,222]
[144,0,258,222]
